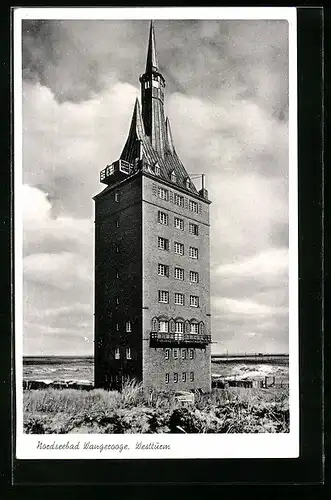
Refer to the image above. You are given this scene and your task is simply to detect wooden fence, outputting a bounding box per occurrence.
[212,376,289,389]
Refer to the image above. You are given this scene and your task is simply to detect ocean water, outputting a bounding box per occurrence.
[23,356,289,385]
[23,356,94,384]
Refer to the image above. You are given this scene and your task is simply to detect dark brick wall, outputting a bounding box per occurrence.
[94,175,143,389]
[94,171,212,393]
[142,174,211,392]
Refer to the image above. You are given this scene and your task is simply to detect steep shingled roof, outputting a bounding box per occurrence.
[119,22,199,196]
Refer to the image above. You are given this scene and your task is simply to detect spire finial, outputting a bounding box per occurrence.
[145,20,159,73]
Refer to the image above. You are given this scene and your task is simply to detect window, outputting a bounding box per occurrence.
[144,81,151,89]
[174,293,184,306]
[158,186,168,200]
[158,290,169,303]
[126,348,131,360]
[174,194,184,207]
[174,242,184,255]
[189,200,199,213]
[158,263,169,277]
[171,171,177,183]
[174,373,178,383]
[181,349,187,360]
[126,321,131,332]
[116,220,120,228]
[165,349,170,360]
[189,271,199,283]
[116,297,119,305]
[190,323,199,334]
[115,191,120,202]
[186,178,191,189]
[155,164,160,176]
[165,373,169,384]
[174,267,184,280]
[182,372,187,382]
[189,223,199,236]
[116,245,119,253]
[159,320,169,333]
[116,270,120,279]
[190,371,194,382]
[116,323,119,331]
[158,211,168,225]
[189,350,194,360]
[190,295,199,308]
[174,217,184,230]
[173,349,178,360]
[115,348,120,360]
[175,321,184,334]
[189,246,198,259]
[158,237,169,251]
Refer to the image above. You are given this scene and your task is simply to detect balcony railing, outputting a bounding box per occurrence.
[150,331,211,345]
[100,159,133,184]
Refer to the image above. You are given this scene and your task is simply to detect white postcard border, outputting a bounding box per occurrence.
[14,6,298,460]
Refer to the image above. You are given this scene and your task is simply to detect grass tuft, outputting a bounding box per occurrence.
[23,384,289,434]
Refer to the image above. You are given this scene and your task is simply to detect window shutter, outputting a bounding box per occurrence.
[152,318,158,332]
[184,197,189,209]
[169,191,174,203]
[169,319,175,333]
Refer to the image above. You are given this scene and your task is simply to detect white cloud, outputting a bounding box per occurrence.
[23,251,92,290]
[22,184,93,256]
[215,248,288,278]
[212,296,286,317]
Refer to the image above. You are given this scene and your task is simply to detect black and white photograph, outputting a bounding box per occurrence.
[14,7,299,459]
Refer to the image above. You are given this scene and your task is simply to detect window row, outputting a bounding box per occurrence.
[151,317,205,334]
[114,347,131,360]
[158,211,199,235]
[157,186,200,214]
[158,291,199,307]
[165,348,195,360]
[112,187,200,212]
[158,319,201,334]
[158,237,199,258]
[165,372,194,383]
[158,264,199,283]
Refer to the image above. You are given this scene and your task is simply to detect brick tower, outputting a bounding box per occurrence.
[94,21,212,392]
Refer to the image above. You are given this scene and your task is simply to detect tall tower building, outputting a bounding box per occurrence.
[94,21,212,392]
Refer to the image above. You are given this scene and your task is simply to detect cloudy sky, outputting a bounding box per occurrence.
[21,16,290,356]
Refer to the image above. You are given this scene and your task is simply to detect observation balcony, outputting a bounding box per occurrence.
[100,159,134,185]
[150,331,211,346]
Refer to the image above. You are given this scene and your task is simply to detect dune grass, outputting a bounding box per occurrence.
[23,380,289,434]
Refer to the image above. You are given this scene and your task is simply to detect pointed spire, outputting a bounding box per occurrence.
[120,98,145,164]
[165,117,175,153]
[131,98,145,137]
[145,20,159,73]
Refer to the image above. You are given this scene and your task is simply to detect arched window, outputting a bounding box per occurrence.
[190,321,199,335]
[159,320,169,333]
[199,321,204,335]
[175,320,184,334]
